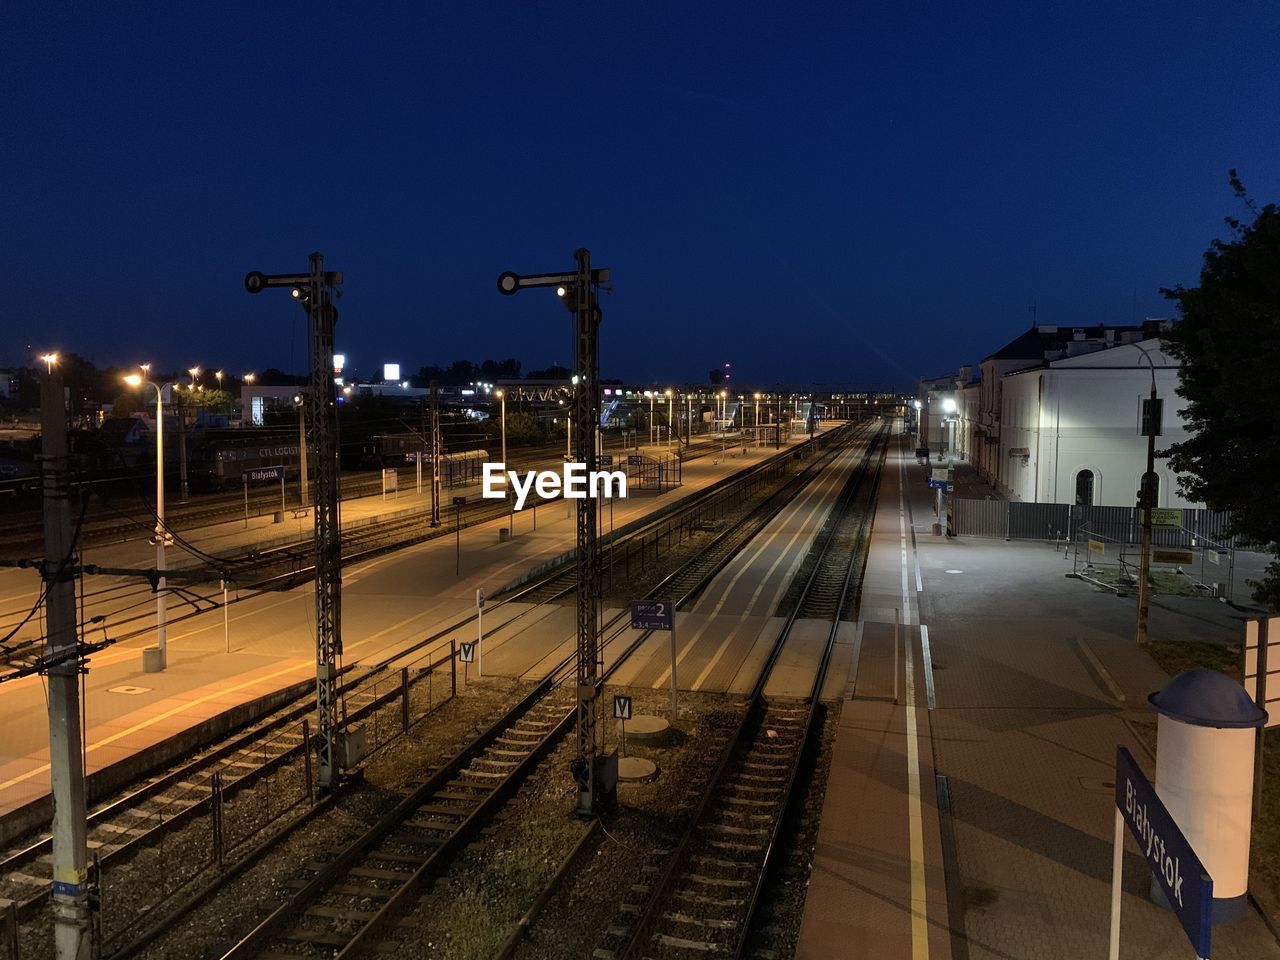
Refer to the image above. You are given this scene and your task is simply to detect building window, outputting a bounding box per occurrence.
[1075,469,1095,506]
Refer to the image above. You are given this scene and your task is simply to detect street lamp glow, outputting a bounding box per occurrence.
[39,352,59,371]
[913,400,922,410]
[942,397,957,414]
[243,373,256,384]
[123,374,143,387]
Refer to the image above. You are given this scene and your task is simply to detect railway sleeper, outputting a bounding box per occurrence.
[665,911,737,930]
[717,809,773,823]
[432,789,487,802]
[302,904,378,922]
[285,879,393,901]
[721,795,772,808]
[275,927,350,946]
[691,860,747,875]
[704,838,763,854]
[403,818,460,834]
[703,822,766,838]
[347,865,415,881]
[672,890,746,909]
[654,931,720,951]
[684,872,751,887]
[412,802,472,817]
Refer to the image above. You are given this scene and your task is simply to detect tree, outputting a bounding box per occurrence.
[1162,171,1280,608]
[109,392,142,419]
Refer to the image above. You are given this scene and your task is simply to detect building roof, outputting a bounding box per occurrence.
[982,323,1152,363]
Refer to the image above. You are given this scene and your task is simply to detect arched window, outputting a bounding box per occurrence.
[1075,469,1095,506]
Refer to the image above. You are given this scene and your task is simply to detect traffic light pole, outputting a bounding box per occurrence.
[41,367,92,960]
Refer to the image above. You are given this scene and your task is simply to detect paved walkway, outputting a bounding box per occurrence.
[0,429,819,821]
[799,426,1280,959]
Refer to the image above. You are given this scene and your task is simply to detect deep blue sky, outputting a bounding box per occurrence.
[4,2,1278,389]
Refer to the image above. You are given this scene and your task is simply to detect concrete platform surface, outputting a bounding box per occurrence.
[797,426,1280,959]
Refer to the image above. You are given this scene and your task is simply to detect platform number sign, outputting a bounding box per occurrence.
[631,600,674,632]
[613,695,633,721]
[628,454,644,467]
[459,642,475,663]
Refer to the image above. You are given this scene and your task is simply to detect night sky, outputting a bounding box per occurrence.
[4,3,1278,389]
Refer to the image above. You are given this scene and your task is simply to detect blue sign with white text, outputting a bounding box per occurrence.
[245,465,285,484]
[1115,745,1213,957]
[627,455,644,467]
[630,600,674,632]
[599,455,613,466]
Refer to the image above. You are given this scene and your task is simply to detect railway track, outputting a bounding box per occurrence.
[0,435,733,556]
[601,425,886,960]
[0,430,801,664]
[209,426,869,960]
[0,426,858,953]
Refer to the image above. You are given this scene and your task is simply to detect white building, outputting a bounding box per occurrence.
[997,338,1199,508]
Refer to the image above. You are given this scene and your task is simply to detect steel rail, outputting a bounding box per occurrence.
[213,425,866,960]
[613,425,886,960]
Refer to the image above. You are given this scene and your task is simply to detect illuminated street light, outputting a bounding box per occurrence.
[123,370,176,671]
[665,389,674,449]
[243,372,256,384]
[40,352,59,373]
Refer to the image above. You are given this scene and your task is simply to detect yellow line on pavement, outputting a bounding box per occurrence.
[0,659,310,793]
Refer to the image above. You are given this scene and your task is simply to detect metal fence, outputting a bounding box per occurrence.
[950,499,1239,548]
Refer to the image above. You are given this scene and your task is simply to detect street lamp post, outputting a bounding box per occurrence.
[665,389,673,450]
[293,393,309,509]
[125,372,173,671]
[496,389,511,532]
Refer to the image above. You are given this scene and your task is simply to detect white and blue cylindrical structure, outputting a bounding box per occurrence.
[1149,669,1267,922]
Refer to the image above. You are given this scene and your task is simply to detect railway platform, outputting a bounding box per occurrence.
[0,429,821,825]
[797,432,1280,958]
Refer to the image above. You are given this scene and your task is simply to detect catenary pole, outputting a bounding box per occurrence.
[41,365,92,960]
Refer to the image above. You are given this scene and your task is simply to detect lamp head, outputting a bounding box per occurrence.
[124,374,143,387]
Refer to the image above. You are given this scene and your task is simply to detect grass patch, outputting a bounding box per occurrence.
[1145,639,1280,915]
[1085,567,1213,598]
[1147,638,1242,679]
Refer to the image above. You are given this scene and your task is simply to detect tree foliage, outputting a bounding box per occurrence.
[1162,172,1280,608]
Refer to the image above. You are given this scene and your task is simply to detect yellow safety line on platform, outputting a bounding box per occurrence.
[0,659,309,794]
[899,444,930,960]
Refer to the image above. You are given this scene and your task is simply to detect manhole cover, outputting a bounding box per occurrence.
[108,685,151,695]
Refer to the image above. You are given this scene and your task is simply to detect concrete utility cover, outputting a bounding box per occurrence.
[618,714,671,744]
[618,756,659,783]
[107,686,151,695]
